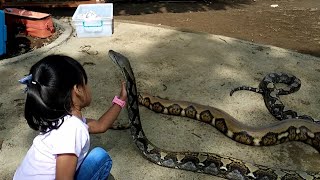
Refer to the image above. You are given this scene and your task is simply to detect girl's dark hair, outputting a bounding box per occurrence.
[25,55,87,133]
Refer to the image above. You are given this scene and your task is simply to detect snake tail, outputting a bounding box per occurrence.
[230,86,263,96]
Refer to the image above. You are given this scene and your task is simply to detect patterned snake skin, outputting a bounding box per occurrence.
[230,73,317,122]
[108,50,320,180]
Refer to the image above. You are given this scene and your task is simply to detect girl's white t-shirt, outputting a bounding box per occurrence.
[13,115,90,180]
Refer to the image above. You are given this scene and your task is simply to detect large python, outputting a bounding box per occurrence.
[230,72,317,122]
[108,50,320,180]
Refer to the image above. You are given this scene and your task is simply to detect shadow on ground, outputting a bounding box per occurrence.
[111,0,253,15]
[0,21,319,179]
[27,0,253,17]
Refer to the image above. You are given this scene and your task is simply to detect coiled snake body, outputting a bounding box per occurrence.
[108,50,320,180]
[230,72,317,122]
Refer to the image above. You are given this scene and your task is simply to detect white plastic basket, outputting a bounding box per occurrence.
[72,3,113,38]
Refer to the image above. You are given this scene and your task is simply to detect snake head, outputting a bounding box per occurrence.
[108,50,136,82]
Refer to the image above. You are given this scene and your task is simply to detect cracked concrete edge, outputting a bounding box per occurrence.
[0,18,73,66]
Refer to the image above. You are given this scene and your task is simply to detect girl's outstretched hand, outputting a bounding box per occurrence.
[119,81,127,101]
[86,81,128,134]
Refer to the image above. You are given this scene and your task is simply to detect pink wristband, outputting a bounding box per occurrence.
[112,96,126,108]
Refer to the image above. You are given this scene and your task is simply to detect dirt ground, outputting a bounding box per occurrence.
[4,0,319,59]
[0,21,319,179]
[1,30,62,60]
[113,0,320,57]
[1,0,320,180]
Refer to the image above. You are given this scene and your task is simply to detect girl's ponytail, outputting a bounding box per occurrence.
[24,55,87,133]
[25,81,65,132]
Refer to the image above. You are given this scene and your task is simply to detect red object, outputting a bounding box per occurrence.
[4,8,55,38]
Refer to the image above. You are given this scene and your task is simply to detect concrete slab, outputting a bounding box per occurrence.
[0,20,319,180]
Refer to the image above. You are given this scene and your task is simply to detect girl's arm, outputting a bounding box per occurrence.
[56,153,77,180]
[87,81,127,134]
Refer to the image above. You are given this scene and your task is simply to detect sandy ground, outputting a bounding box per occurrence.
[114,0,320,58]
[0,20,320,180]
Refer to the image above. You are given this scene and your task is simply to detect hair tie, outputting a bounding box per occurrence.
[19,74,34,93]
[19,74,32,85]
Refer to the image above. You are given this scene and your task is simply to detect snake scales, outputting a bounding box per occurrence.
[230,72,317,123]
[108,50,320,180]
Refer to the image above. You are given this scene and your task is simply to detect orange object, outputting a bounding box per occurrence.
[4,8,55,38]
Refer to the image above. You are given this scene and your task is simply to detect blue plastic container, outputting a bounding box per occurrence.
[0,10,6,56]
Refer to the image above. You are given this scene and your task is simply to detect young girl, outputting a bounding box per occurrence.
[14,54,127,180]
